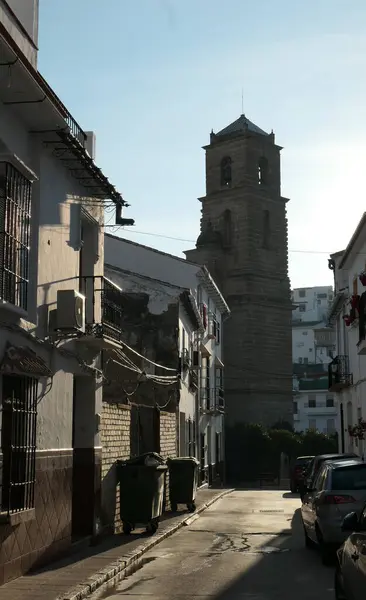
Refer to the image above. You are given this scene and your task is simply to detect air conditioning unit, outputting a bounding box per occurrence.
[56,290,85,332]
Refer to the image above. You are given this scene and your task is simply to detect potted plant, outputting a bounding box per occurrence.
[351,294,360,312]
[359,271,366,286]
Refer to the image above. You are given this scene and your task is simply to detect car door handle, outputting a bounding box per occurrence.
[351,552,359,561]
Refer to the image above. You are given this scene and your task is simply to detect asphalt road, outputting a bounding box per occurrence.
[101,490,335,599]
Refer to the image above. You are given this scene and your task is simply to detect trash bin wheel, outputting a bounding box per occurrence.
[187,502,196,513]
[171,502,178,513]
[123,522,133,535]
[146,519,159,534]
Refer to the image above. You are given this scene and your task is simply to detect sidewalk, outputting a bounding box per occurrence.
[0,488,231,600]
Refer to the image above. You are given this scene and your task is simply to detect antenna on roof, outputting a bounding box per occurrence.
[241,88,244,115]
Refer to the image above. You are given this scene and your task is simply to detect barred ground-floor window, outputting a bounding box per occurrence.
[0,375,37,515]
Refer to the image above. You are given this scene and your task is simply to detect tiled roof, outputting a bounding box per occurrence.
[215,114,268,138]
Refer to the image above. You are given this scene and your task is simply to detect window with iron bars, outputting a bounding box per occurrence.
[1,375,38,515]
[0,162,32,311]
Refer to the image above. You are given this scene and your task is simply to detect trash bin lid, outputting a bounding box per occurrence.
[167,457,199,465]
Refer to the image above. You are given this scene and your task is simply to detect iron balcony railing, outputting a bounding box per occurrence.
[304,401,336,409]
[200,387,225,413]
[328,355,353,391]
[81,276,123,343]
[65,111,87,147]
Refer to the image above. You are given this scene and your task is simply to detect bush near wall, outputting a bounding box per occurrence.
[226,422,338,482]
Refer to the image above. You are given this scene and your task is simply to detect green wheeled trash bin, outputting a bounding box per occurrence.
[117,453,167,535]
[167,457,199,513]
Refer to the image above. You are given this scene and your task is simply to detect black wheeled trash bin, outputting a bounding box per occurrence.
[167,457,199,513]
[117,453,167,535]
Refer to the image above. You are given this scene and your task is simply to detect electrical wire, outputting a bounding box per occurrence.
[104,225,342,256]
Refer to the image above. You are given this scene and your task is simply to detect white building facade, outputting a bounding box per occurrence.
[328,213,366,458]
[0,2,131,584]
[293,377,338,434]
[292,321,335,365]
[292,285,333,323]
[104,235,230,486]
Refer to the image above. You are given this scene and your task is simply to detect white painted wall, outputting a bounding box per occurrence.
[292,322,334,365]
[332,225,366,458]
[0,93,103,451]
[292,286,333,323]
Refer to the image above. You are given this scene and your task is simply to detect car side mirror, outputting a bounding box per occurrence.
[341,512,359,533]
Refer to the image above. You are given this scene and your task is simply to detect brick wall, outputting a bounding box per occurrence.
[159,410,177,510]
[101,401,131,533]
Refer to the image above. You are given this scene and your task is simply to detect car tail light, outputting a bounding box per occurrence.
[323,494,356,505]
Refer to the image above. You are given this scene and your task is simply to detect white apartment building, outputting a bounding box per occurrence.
[104,234,230,486]
[292,286,333,323]
[292,321,336,365]
[328,212,366,458]
[293,375,338,434]
[0,0,132,584]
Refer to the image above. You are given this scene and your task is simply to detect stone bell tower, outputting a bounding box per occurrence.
[186,114,293,427]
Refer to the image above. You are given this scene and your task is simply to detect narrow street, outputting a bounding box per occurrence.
[100,490,334,600]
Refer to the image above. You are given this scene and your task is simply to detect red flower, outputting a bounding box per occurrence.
[351,294,360,310]
[343,315,353,326]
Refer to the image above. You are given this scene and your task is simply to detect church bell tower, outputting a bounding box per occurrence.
[186,114,293,427]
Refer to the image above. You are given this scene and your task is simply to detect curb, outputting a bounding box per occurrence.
[61,489,233,600]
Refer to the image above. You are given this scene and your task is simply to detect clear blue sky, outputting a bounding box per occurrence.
[38,0,366,288]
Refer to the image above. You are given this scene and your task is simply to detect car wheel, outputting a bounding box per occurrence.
[334,568,347,600]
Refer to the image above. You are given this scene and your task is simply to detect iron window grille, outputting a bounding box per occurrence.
[1,375,38,515]
[81,276,123,343]
[0,162,32,311]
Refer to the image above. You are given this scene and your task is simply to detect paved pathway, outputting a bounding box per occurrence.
[99,490,334,600]
[0,488,226,600]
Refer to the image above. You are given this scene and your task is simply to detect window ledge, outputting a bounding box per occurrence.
[0,153,38,181]
[0,508,35,526]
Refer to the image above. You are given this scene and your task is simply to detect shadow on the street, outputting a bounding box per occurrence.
[204,506,333,599]
[282,491,300,499]
[27,506,191,577]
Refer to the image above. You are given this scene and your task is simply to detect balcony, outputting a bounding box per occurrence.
[181,348,191,371]
[189,370,198,390]
[328,355,353,392]
[357,295,366,354]
[303,402,337,415]
[200,388,225,414]
[80,276,123,347]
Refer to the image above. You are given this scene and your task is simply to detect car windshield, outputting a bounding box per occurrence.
[296,458,311,466]
[332,465,366,490]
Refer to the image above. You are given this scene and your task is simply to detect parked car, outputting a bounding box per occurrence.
[301,458,366,565]
[290,455,314,493]
[300,453,358,501]
[335,507,366,600]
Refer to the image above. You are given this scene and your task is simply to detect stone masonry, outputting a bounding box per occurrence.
[101,401,131,533]
[186,115,293,428]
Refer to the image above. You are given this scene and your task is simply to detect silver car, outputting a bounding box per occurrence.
[301,458,366,565]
